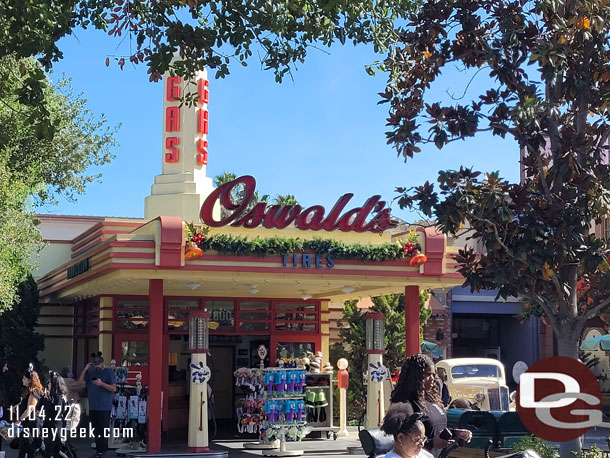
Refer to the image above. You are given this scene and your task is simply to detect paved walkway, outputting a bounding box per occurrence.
[0,428,365,458]
[2,426,609,458]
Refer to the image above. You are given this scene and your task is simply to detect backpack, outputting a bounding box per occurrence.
[65,401,81,431]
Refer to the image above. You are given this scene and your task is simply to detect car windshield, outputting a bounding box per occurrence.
[451,365,500,379]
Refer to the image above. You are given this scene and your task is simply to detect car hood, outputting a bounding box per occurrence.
[450,378,505,388]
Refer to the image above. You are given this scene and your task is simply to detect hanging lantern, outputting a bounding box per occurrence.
[365,312,385,354]
[189,311,210,352]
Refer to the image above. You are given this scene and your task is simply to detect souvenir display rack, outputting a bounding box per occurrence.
[303,372,338,440]
[259,367,309,457]
[111,370,149,455]
[234,368,279,450]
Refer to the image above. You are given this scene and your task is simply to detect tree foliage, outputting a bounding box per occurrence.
[0,275,45,402]
[0,56,116,310]
[383,3,610,453]
[331,292,431,420]
[0,0,418,141]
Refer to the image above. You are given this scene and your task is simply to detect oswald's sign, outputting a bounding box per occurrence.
[201,176,397,233]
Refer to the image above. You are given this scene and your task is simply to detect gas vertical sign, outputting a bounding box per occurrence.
[163,69,209,166]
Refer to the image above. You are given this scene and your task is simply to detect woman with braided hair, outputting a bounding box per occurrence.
[390,354,472,457]
[380,403,433,458]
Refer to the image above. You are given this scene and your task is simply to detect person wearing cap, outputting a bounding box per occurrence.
[84,353,117,458]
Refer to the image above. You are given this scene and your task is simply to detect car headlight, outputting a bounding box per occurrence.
[475,392,486,403]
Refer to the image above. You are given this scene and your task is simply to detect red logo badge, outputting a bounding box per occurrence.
[516,356,601,442]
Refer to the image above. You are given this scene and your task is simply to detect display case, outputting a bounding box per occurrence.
[303,372,338,440]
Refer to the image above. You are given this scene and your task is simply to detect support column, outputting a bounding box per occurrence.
[188,352,209,452]
[98,297,114,358]
[365,353,384,429]
[320,300,330,361]
[405,286,420,357]
[148,279,164,453]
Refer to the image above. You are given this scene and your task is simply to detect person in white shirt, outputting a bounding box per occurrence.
[381,404,434,458]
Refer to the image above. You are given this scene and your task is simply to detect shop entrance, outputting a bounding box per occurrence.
[208,346,234,432]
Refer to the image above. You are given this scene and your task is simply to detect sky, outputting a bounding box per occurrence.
[42,28,521,221]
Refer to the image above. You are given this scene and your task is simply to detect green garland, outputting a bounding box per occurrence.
[198,233,405,262]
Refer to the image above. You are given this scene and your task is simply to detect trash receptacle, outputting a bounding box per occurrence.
[446,408,465,429]
[458,410,499,449]
[497,411,530,448]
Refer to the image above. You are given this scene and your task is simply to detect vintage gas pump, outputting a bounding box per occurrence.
[337,358,350,437]
[365,312,386,429]
[188,311,211,452]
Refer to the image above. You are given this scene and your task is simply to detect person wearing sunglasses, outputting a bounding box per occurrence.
[381,404,433,458]
[390,354,472,457]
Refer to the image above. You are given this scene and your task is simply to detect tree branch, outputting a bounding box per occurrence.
[528,145,554,205]
[532,293,557,319]
[585,296,610,320]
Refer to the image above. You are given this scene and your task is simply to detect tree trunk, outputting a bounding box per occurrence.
[556,327,583,458]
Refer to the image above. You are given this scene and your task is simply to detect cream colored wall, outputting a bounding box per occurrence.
[41,339,73,372]
[37,304,74,369]
[33,243,72,281]
[99,297,113,359]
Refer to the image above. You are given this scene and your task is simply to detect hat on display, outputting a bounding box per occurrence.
[323,362,333,372]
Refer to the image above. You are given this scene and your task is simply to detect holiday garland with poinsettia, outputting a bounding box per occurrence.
[182,223,428,264]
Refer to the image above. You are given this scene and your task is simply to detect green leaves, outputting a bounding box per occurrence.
[200,233,404,261]
[0,56,117,309]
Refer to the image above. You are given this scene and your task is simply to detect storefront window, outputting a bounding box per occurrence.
[121,341,148,366]
[276,342,315,359]
[239,301,270,332]
[116,299,149,329]
[167,299,200,331]
[274,302,319,332]
[204,300,235,331]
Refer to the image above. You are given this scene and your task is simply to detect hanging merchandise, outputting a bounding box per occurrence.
[305,391,316,423]
[300,371,338,440]
[129,395,140,420]
[260,367,310,457]
[315,391,328,423]
[112,370,148,454]
[117,394,128,420]
[138,399,147,424]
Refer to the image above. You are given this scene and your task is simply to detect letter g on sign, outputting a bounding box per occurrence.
[516,356,602,442]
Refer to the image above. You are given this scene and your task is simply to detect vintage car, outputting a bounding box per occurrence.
[436,357,512,411]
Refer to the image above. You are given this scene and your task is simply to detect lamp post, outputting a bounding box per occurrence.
[365,312,386,429]
[188,311,211,452]
[336,358,349,437]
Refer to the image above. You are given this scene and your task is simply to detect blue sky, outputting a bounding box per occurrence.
[42,28,521,221]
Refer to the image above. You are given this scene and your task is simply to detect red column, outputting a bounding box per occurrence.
[405,285,420,357]
[148,279,163,453]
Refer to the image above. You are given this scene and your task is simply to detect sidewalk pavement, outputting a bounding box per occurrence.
[0,428,366,458]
